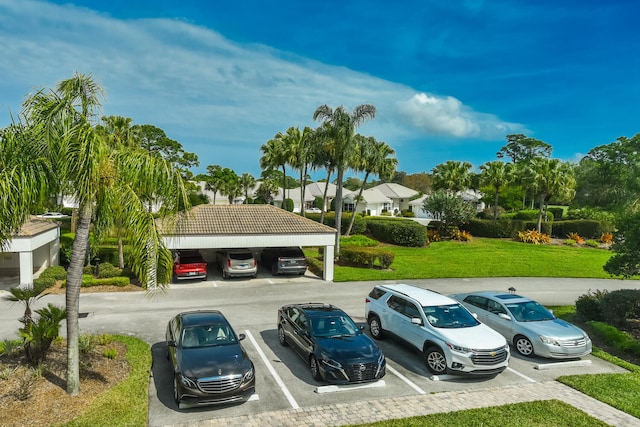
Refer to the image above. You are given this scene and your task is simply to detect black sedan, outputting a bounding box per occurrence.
[166,310,255,408]
[277,303,386,384]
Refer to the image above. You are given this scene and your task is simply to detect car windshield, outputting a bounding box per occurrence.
[230,252,253,261]
[505,301,555,322]
[423,304,479,328]
[311,315,360,338]
[181,324,237,348]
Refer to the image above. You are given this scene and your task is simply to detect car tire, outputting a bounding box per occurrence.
[424,346,447,375]
[368,315,385,340]
[514,335,534,357]
[222,270,228,279]
[278,326,288,346]
[310,356,322,381]
[172,273,177,283]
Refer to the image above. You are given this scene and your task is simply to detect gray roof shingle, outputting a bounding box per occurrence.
[160,204,336,236]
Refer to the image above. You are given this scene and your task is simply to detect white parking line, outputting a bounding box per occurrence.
[386,364,426,394]
[315,380,386,394]
[506,366,537,382]
[244,329,299,409]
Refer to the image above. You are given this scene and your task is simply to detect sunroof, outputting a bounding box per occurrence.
[495,294,522,299]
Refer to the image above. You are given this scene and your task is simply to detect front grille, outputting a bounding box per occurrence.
[470,347,509,366]
[198,374,243,394]
[558,337,587,347]
[344,361,379,382]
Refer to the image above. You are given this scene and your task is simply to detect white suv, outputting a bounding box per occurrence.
[365,284,509,376]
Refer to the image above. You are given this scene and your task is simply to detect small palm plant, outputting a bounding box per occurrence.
[19,304,67,366]
[3,283,49,328]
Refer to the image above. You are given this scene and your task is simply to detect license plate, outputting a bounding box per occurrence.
[239,264,248,269]
[188,272,196,276]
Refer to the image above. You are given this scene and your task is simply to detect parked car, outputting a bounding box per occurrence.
[277,303,386,384]
[216,249,257,279]
[173,250,207,281]
[306,207,322,214]
[261,247,307,275]
[166,310,255,408]
[36,212,67,219]
[365,284,509,376]
[449,291,592,359]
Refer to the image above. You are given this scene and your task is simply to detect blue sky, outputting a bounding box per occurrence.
[1,0,639,180]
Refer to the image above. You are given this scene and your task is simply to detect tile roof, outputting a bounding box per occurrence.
[159,204,337,236]
[14,217,60,237]
[373,183,419,199]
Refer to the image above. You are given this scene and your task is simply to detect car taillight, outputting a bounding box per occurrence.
[227,259,231,268]
[254,259,257,266]
[365,297,370,303]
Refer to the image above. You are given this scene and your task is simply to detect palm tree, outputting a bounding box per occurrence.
[432,160,473,194]
[313,104,376,255]
[205,165,223,204]
[345,137,397,236]
[219,174,241,204]
[523,158,576,232]
[239,173,256,204]
[260,134,291,207]
[479,161,514,220]
[282,126,313,215]
[311,123,338,223]
[21,73,188,396]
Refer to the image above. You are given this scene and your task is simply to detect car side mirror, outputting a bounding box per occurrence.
[238,333,246,341]
[498,313,511,321]
[471,312,478,319]
[411,317,423,326]
[167,340,176,347]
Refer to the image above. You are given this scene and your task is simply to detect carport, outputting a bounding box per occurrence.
[159,204,337,281]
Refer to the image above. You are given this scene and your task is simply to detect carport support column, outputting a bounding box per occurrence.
[323,245,334,281]
[19,251,34,289]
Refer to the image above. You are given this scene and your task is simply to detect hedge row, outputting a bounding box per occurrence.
[339,247,395,269]
[63,275,131,288]
[461,219,552,238]
[366,218,428,247]
[34,265,67,288]
[551,220,613,239]
[307,212,367,235]
[576,289,640,327]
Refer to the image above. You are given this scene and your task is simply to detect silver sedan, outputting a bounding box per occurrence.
[449,291,592,359]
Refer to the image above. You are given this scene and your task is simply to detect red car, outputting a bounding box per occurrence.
[173,250,208,282]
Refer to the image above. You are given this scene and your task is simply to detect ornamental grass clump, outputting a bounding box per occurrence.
[517,229,551,244]
[567,232,585,244]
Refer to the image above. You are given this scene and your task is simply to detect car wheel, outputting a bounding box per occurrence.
[171,273,177,283]
[310,356,322,381]
[515,335,534,356]
[424,346,447,375]
[278,326,288,346]
[222,270,228,279]
[173,376,181,406]
[368,315,385,340]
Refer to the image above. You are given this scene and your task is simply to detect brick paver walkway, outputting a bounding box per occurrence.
[164,381,639,427]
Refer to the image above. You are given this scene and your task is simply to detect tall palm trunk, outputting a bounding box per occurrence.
[65,203,92,395]
[334,167,345,257]
[536,195,545,233]
[320,169,332,224]
[493,191,500,220]
[345,171,370,236]
[117,220,124,269]
[281,165,287,207]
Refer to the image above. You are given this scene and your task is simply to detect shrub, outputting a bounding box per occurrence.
[283,198,294,212]
[96,262,123,278]
[19,303,66,366]
[548,207,564,220]
[366,218,428,247]
[341,235,379,247]
[63,275,131,288]
[339,247,395,269]
[599,232,614,244]
[587,321,640,357]
[563,239,576,245]
[461,218,513,238]
[450,229,472,241]
[517,229,551,244]
[103,347,118,359]
[79,333,97,354]
[575,289,608,321]
[400,210,415,218]
[585,240,600,248]
[317,212,367,235]
[427,229,441,242]
[599,289,640,327]
[566,232,584,244]
[0,339,23,357]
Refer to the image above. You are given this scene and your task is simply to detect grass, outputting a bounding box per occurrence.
[318,238,615,282]
[62,335,151,427]
[347,400,610,427]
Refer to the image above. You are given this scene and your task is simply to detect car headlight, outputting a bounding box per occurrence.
[243,367,254,382]
[377,352,385,365]
[539,336,560,346]
[319,352,342,369]
[446,342,471,353]
[179,374,198,389]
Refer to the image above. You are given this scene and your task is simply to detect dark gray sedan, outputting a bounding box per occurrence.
[450,291,592,359]
[166,310,255,408]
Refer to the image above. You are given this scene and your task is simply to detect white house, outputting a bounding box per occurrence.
[343,188,392,216]
[371,183,419,214]
[409,189,486,219]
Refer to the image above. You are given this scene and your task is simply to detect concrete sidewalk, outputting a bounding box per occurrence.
[164,381,639,427]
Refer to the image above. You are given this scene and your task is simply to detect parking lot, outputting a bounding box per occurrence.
[0,276,632,426]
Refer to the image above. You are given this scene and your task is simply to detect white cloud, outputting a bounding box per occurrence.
[396,93,523,139]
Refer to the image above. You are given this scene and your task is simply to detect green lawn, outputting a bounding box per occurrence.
[325,238,615,282]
